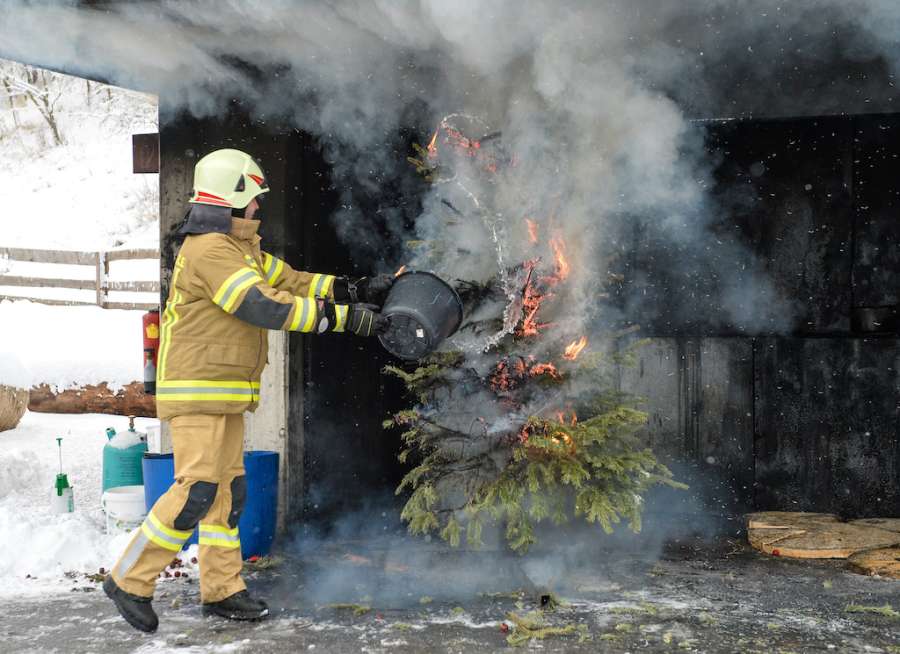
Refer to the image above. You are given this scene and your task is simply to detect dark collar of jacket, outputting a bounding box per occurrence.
[178,204,261,245]
[178,203,232,235]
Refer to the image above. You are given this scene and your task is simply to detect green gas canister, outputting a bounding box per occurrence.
[102,415,148,493]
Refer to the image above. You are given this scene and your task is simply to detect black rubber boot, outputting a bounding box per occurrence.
[103,575,159,633]
[202,590,269,621]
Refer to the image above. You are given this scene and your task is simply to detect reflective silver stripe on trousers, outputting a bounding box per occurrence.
[113,530,150,580]
[216,270,260,308]
[199,528,240,543]
[143,517,190,550]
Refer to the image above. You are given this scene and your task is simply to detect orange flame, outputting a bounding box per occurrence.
[525,219,538,245]
[394,264,407,277]
[517,261,551,337]
[553,409,578,425]
[563,336,588,361]
[426,130,438,158]
[530,362,560,379]
[549,237,570,281]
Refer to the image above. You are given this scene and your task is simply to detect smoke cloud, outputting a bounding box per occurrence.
[1,0,897,598]
[3,0,897,332]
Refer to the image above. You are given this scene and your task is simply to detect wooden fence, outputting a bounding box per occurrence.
[0,246,159,310]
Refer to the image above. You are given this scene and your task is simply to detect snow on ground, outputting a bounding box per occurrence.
[0,64,202,605]
[0,62,160,392]
[0,410,177,598]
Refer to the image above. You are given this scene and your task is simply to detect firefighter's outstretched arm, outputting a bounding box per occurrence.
[193,238,383,336]
[260,251,394,307]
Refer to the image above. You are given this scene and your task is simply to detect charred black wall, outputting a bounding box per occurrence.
[287,132,409,527]
[620,113,900,519]
[158,104,900,527]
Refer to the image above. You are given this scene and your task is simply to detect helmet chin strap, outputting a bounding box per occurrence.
[231,207,246,218]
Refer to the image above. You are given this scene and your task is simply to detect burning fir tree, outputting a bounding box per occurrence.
[388,115,684,554]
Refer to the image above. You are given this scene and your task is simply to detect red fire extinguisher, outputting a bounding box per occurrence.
[142,309,160,394]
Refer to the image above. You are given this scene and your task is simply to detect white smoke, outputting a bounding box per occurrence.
[2,2,897,334]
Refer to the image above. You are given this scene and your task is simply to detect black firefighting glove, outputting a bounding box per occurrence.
[346,303,389,337]
[333,275,395,308]
[356,274,394,307]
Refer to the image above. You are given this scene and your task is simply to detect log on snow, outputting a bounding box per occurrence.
[27,382,156,418]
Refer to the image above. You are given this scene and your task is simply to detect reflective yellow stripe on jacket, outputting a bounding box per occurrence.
[289,297,318,332]
[157,256,186,381]
[334,305,348,332]
[156,380,261,403]
[308,273,335,299]
[261,252,285,286]
[212,267,265,313]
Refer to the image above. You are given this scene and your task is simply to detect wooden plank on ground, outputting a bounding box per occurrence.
[848,547,900,579]
[747,511,839,530]
[850,518,900,534]
[750,522,900,559]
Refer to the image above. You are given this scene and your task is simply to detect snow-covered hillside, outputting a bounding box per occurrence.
[0,59,159,391]
[0,64,175,600]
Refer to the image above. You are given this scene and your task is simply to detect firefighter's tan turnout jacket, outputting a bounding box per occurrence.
[156,217,347,419]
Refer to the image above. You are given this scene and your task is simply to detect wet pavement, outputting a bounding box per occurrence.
[4,538,900,653]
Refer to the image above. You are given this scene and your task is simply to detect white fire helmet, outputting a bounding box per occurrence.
[189,148,269,210]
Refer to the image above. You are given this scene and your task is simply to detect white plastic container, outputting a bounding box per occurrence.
[145,422,161,454]
[51,485,74,514]
[102,484,147,535]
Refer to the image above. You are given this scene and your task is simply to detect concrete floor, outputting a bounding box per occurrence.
[4,538,900,653]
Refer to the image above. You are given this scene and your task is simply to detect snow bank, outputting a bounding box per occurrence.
[0,349,33,389]
[0,505,131,580]
[0,411,160,598]
[0,77,158,253]
[0,300,144,391]
[0,450,43,497]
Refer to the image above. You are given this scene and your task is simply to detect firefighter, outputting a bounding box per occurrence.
[104,148,393,633]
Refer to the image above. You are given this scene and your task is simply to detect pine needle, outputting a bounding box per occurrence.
[323,603,371,616]
[845,603,900,619]
[505,611,582,647]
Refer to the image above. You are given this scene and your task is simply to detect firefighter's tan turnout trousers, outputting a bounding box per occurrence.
[111,414,246,603]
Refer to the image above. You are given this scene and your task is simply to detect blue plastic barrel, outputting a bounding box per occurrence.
[142,451,279,558]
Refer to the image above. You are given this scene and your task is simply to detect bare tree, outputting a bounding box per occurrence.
[0,62,65,145]
[1,77,20,128]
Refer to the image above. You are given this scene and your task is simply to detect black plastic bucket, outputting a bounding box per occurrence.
[378,271,463,360]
